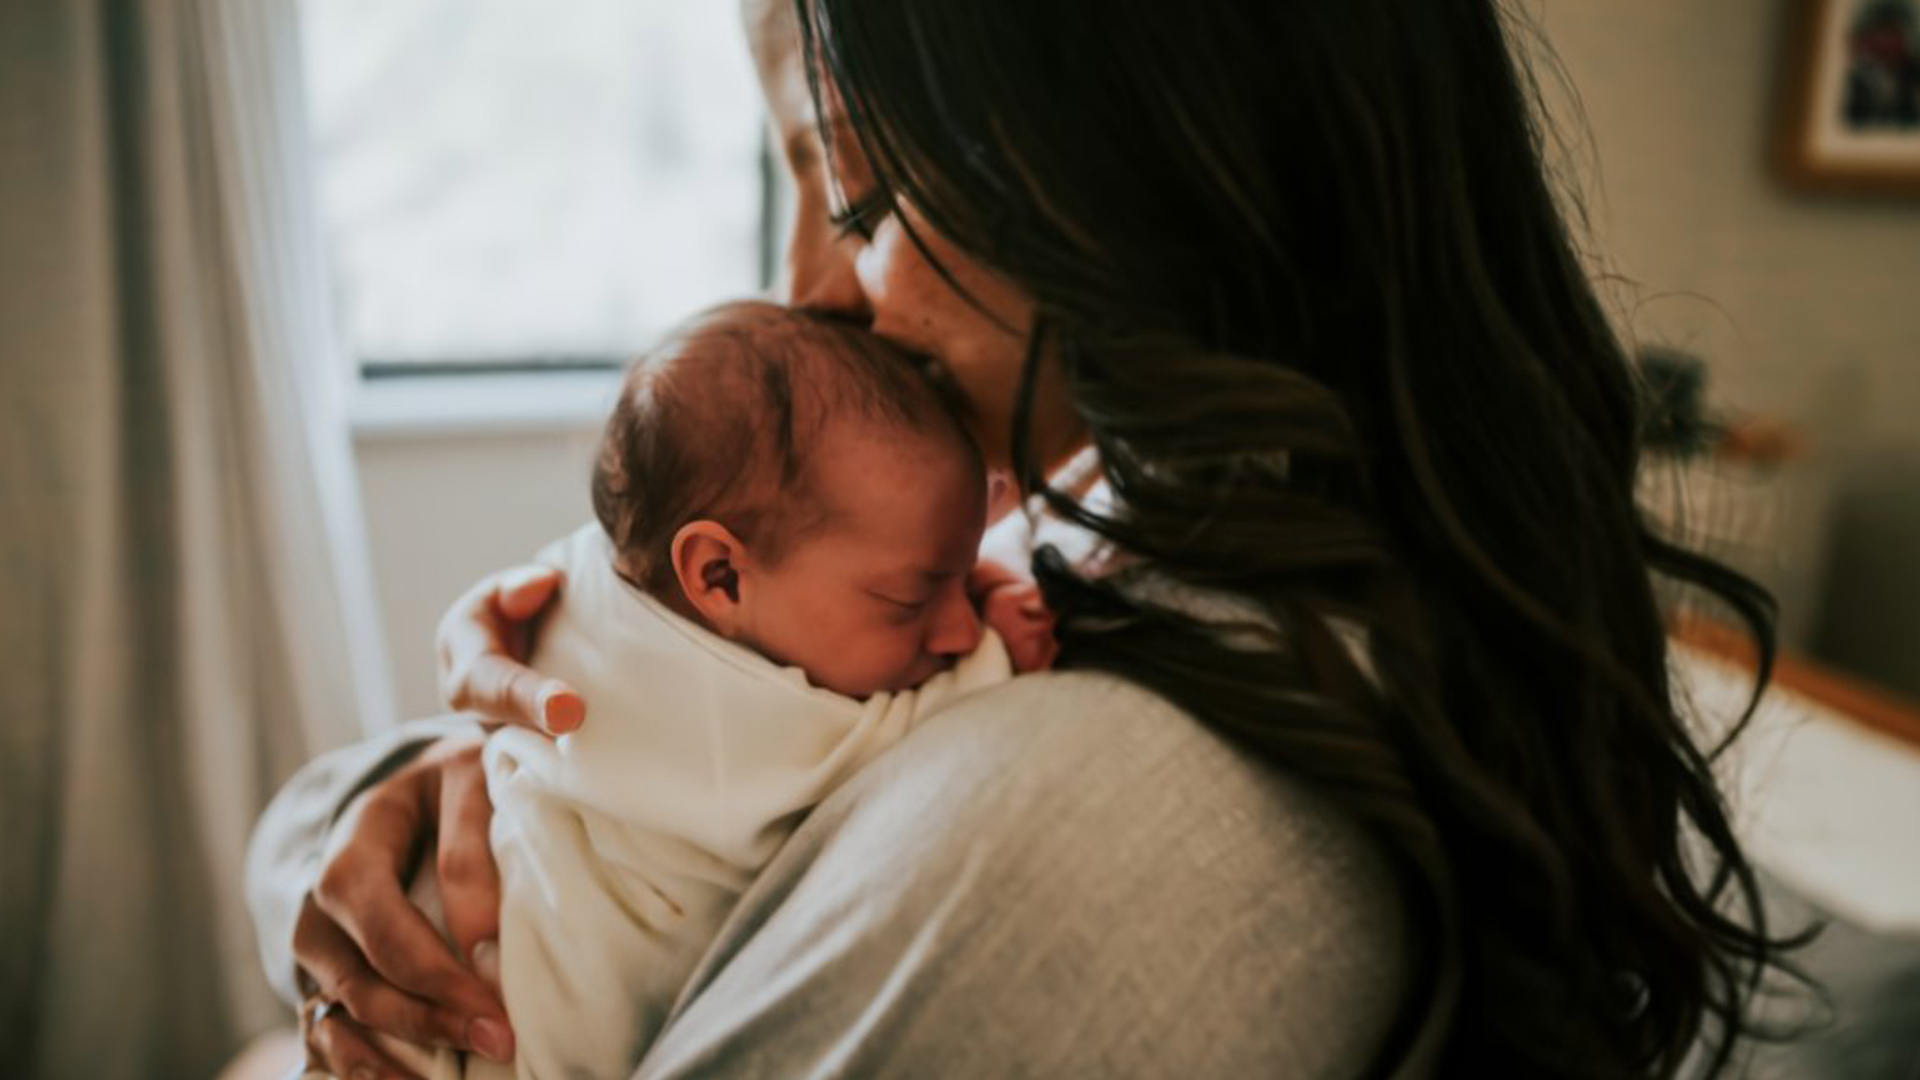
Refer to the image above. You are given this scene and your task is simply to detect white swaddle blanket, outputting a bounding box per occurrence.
[428,523,1012,1079]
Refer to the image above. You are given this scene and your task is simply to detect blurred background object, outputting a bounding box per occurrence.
[2,1,392,1076]
[1774,0,1920,196]
[1634,344,1830,650]
[1638,345,1718,457]
[1531,0,1918,695]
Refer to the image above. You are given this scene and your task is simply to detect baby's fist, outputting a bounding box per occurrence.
[982,581,1059,673]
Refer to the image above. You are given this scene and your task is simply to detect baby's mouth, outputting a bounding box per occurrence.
[902,653,956,690]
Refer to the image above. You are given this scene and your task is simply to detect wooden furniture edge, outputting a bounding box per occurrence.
[1671,613,1920,753]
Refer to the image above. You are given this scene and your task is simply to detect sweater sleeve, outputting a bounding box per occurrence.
[636,670,1430,1079]
[244,715,484,1006]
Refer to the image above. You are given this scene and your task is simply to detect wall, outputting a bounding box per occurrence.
[358,420,601,717]
[1532,0,1920,690]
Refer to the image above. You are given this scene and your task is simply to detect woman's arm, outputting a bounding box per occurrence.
[245,715,479,1006]
[247,721,520,1075]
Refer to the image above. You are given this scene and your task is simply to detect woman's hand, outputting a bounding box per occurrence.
[437,564,586,734]
[295,735,515,1078]
[299,561,583,1075]
[296,563,584,1075]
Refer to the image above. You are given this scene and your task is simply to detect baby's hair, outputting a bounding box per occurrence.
[592,300,977,596]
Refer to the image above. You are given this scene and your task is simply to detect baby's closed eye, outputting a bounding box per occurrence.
[868,590,931,621]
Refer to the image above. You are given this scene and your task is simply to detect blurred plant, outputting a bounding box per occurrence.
[1638,345,1719,458]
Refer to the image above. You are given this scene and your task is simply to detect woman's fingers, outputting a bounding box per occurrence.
[292,740,517,1067]
[436,742,504,981]
[295,897,477,1053]
[303,994,425,1080]
[493,564,564,620]
[461,658,584,736]
[310,756,509,1037]
[437,565,585,734]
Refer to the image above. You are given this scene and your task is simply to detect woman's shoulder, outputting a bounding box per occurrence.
[653,667,1423,1076]
[785,668,1418,1074]
[871,669,1404,916]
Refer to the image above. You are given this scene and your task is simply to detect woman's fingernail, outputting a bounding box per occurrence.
[470,1017,515,1062]
[540,685,584,734]
[471,939,501,988]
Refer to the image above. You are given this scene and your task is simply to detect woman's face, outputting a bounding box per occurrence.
[743,0,1083,478]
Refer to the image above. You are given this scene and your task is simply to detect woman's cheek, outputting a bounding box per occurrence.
[875,625,931,689]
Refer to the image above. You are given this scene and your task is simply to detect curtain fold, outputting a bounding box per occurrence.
[1,1,392,1075]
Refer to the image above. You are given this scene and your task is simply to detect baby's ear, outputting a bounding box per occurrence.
[670,520,748,632]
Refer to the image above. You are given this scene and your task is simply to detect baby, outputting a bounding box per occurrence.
[381,301,1054,1080]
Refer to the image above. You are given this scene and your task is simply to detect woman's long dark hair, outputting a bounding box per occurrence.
[799,0,1804,1075]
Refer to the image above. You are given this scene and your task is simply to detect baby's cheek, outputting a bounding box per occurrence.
[834,622,928,694]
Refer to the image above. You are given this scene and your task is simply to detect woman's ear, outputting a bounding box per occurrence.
[670,520,750,633]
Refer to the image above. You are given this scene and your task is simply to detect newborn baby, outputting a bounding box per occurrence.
[386,301,1054,1080]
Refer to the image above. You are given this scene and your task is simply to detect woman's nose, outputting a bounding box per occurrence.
[785,230,872,323]
[925,588,984,659]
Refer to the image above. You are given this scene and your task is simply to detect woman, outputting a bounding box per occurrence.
[253,0,1795,1076]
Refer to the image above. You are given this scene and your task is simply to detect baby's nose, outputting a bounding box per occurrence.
[926,590,984,658]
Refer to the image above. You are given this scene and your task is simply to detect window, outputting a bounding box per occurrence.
[299,0,771,377]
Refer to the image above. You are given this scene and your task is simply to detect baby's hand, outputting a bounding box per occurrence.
[983,582,1058,672]
[975,573,1060,673]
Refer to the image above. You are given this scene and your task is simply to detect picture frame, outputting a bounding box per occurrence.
[1774,0,1920,196]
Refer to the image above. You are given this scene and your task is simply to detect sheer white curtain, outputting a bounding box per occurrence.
[1,0,391,1076]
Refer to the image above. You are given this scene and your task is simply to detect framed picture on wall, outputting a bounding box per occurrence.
[1775,0,1920,195]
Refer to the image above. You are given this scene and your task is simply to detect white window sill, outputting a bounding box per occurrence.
[350,370,622,441]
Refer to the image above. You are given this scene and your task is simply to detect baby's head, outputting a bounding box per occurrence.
[593,300,988,698]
